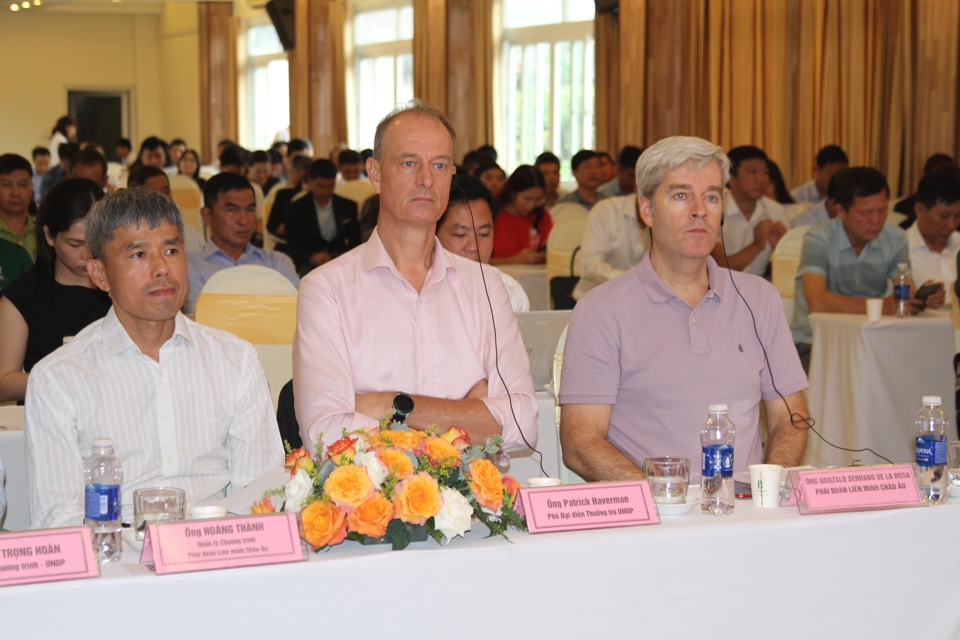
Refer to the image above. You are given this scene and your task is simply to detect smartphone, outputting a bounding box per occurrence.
[734,480,752,500]
[915,281,943,301]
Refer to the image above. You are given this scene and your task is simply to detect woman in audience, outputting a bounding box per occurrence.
[765,159,795,204]
[473,161,507,199]
[0,179,112,403]
[490,164,552,265]
[178,149,205,190]
[48,116,76,167]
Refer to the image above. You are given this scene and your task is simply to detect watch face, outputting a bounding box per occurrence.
[393,393,414,414]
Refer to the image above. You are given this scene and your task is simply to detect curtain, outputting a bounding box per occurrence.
[413,0,447,109]
[198,2,237,164]
[616,0,647,148]
[471,0,500,151]
[328,0,349,149]
[594,10,620,156]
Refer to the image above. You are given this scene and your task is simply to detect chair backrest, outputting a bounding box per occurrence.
[335,180,376,210]
[199,264,298,295]
[169,174,204,236]
[552,326,585,485]
[549,202,589,227]
[106,162,123,180]
[771,224,811,298]
[546,216,588,284]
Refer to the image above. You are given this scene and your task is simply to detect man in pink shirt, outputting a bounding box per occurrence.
[293,101,537,455]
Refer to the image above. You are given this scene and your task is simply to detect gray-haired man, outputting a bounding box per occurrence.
[25,188,283,529]
[559,136,809,483]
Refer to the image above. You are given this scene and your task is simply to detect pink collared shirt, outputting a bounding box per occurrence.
[293,229,538,454]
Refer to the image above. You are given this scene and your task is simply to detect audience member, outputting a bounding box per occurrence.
[218,146,245,174]
[40,142,79,200]
[597,151,617,183]
[31,147,50,204]
[765,159,794,204]
[0,179,110,403]
[25,188,284,528]
[460,150,487,177]
[535,151,566,207]
[336,149,364,183]
[128,167,204,254]
[267,149,284,189]
[474,161,507,198]
[246,150,272,191]
[559,135,808,482]
[712,145,787,277]
[572,192,649,300]
[791,167,944,369]
[0,238,32,291]
[792,168,846,228]
[284,158,360,275]
[115,138,133,167]
[68,148,108,189]
[598,145,643,198]
[476,144,498,162]
[168,139,187,168]
[184,173,299,313]
[558,149,605,209]
[490,164,552,265]
[905,170,960,299]
[436,174,530,313]
[791,144,848,204]
[293,101,536,453]
[0,154,37,256]
[266,154,311,252]
[130,136,168,173]
[177,149,205,190]
[48,116,75,167]
[895,153,959,225]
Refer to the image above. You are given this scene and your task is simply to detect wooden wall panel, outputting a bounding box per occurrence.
[198,2,237,164]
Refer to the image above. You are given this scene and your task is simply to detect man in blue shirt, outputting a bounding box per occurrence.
[790,167,944,370]
[184,172,299,313]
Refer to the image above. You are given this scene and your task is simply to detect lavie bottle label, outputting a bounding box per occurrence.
[701,444,733,478]
[84,484,120,520]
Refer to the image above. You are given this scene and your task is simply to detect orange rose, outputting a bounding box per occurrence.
[284,448,315,475]
[370,429,425,451]
[300,500,347,549]
[468,459,504,512]
[422,436,461,467]
[502,474,520,508]
[323,465,375,510]
[326,436,358,466]
[439,426,471,451]
[345,493,395,538]
[251,497,275,514]
[378,448,415,479]
[393,473,442,525]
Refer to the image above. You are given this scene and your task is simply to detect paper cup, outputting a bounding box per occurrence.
[866,298,883,322]
[526,477,562,487]
[189,506,229,520]
[748,464,783,508]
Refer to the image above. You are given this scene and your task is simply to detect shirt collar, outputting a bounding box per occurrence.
[638,253,724,304]
[101,307,195,359]
[362,228,454,287]
[201,240,263,262]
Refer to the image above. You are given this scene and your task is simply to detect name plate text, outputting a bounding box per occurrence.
[793,465,922,514]
[518,481,659,533]
[0,527,99,587]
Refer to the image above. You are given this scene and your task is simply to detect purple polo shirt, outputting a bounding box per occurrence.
[559,254,808,480]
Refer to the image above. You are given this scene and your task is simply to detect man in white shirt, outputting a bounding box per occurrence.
[712,146,787,277]
[906,170,960,304]
[572,193,649,299]
[791,145,849,205]
[25,188,284,529]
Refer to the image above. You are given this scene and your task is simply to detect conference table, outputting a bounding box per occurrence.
[805,312,956,468]
[497,264,550,311]
[4,491,959,637]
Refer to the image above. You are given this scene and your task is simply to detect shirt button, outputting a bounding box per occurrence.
[159,372,164,380]
[162,415,168,421]
[167,457,174,464]
[692,317,698,323]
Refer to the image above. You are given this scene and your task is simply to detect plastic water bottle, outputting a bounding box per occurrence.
[700,404,735,515]
[915,396,949,505]
[84,438,123,564]
[894,262,911,318]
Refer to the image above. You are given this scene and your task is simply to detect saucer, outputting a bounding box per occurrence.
[655,495,699,517]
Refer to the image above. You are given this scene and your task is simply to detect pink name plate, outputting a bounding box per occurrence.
[518,481,659,533]
[140,512,306,575]
[790,465,922,515]
[0,527,99,587]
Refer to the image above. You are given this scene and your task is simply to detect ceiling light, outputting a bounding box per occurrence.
[33,0,40,5]
[10,3,19,10]
[21,1,29,7]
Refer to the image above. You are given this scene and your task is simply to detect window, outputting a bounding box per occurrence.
[350,4,414,151]
[501,0,594,178]
[241,22,290,151]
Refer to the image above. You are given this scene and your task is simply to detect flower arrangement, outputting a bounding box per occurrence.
[252,416,527,551]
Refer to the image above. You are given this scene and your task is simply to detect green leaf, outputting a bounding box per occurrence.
[387,520,412,551]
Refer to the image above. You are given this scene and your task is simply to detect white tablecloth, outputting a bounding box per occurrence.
[4,496,959,637]
[497,264,549,311]
[0,406,26,531]
[505,392,559,481]
[806,312,956,468]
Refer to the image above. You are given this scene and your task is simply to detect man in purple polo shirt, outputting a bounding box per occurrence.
[559,136,809,482]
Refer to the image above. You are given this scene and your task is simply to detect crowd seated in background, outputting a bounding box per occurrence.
[436,174,529,313]
[184,172,299,314]
[69,148,109,191]
[535,151,566,208]
[40,142,79,200]
[30,147,49,204]
[598,145,643,199]
[292,101,536,455]
[0,154,37,256]
[335,148,364,185]
[558,149,606,210]
[905,170,960,297]
[572,192,648,300]
[128,166,204,254]
[473,161,507,199]
[0,178,110,404]
[266,154,312,253]
[895,153,959,227]
[713,145,788,277]
[791,167,946,371]
[559,135,809,483]
[25,188,283,529]
[491,164,552,265]
[791,144,849,205]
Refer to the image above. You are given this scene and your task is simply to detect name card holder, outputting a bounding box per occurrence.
[789,464,923,515]
[518,480,659,534]
[140,512,306,575]
[0,527,100,587]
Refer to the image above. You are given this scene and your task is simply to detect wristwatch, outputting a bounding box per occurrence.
[391,392,415,424]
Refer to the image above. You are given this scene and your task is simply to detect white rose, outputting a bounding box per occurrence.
[434,488,473,544]
[354,450,388,488]
[283,468,313,513]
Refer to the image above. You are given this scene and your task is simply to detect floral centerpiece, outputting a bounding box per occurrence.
[252,416,527,551]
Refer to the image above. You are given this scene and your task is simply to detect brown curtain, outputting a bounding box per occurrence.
[413,0,448,109]
[594,10,620,156]
[328,0,349,149]
[471,0,499,151]
[198,2,237,164]
[616,0,647,148]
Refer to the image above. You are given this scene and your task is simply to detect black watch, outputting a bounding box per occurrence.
[391,392,415,424]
